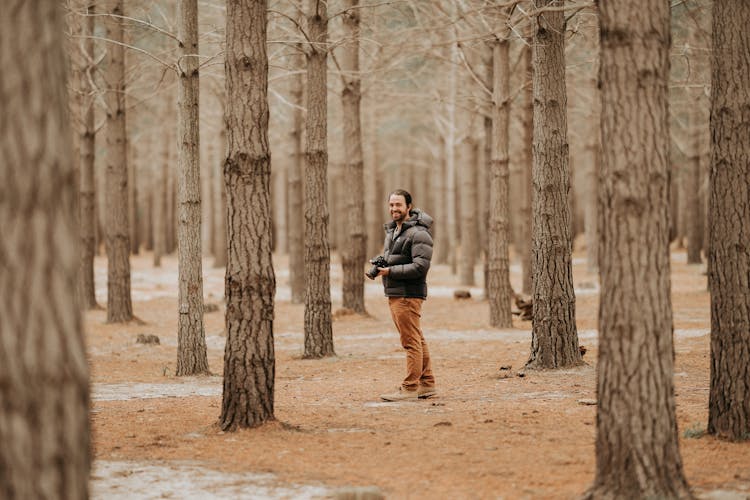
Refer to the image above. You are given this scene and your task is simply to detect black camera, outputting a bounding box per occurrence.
[366,255,388,280]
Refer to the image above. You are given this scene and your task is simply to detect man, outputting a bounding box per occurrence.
[374,189,436,401]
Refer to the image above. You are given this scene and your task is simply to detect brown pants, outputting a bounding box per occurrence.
[388,297,435,391]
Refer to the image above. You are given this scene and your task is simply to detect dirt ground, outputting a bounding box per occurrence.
[87,249,750,499]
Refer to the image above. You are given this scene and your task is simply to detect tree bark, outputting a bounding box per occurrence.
[488,39,513,328]
[176,0,209,376]
[76,1,99,309]
[589,2,693,497]
[0,2,90,496]
[287,48,305,301]
[459,137,478,287]
[213,125,228,269]
[520,42,533,295]
[303,0,335,358]
[707,0,750,442]
[220,0,276,430]
[340,0,367,314]
[103,0,133,323]
[527,1,580,368]
[686,103,704,264]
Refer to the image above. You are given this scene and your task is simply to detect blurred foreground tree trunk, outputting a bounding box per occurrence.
[589,1,693,497]
[0,2,91,496]
[220,0,276,430]
[707,0,750,442]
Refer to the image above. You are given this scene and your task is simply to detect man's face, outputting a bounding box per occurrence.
[389,194,410,223]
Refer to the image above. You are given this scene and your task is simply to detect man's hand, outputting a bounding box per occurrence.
[377,267,389,277]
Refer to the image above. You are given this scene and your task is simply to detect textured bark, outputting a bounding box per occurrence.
[176,0,209,376]
[303,0,335,358]
[153,104,172,268]
[273,168,288,254]
[707,0,750,442]
[589,2,693,497]
[446,43,457,274]
[340,0,367,314]
[686,104,704,264]
[76,1,99,309]
[103,0,133,322]
[584,143,600,273]
[520,42,533,295]
[287,49,305,301]
[527,1,580,369]
[0,2,91,496]
[488,39,513,328]
[459,137,478,287]
[220,0,276,430]
[213,126,228,269]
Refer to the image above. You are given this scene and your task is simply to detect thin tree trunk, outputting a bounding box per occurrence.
[303,0,335,358]
[1,2,90,495]
[220,0,276,430]
[128,139,139,254]
[176,0,208,376]
[488,39,513,328]
[103,0,133,323]
[77,1,99,309]
[686,103,704,264]
[287,48,305,301]
[213,125,228,269]
[340,0,367,314]
[707,0,750,442]
[273,166,288,254]
[153,108,170,268]
[520,42,533,295]
[459,137,478,287]
[526,0,581,369]
[588,1,693,497]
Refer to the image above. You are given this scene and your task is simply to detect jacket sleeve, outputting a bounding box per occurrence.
[388,228,432,280]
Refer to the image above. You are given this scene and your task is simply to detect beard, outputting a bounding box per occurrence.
[391,210,406,222]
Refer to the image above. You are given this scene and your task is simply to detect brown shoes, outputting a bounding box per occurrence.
[380,386,437,401]
[418,386,437,399]
[380,387,418,401]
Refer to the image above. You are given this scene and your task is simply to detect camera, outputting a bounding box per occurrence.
[366,255,388,280]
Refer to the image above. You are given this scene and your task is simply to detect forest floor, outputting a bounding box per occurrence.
[86,248,750,499]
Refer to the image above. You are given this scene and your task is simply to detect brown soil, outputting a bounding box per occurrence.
[88,250,750,499]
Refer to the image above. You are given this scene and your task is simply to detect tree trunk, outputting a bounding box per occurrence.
[686,103,704,264]
[589,2,693,497]
[459,137,478,287]
[287,48,305,301]
[176,0,209,376]
[77,1,99,309]
[340,0,367,314]
[520,42,533,295]
[213,125,228,269]
[0,2,90,496]
[103,0,133,323]
[220,0,276,430]
[273,166,288,254]
[153,105,171,268]
[707,0,750,442]
[303,0,335,358]
[488,39,513,328]
[527,1,580,369]
[584,142,600,273]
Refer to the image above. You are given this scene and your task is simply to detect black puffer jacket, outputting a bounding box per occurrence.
[382,209,433,299]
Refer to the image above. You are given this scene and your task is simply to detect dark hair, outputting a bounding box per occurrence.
[389,189,412,207]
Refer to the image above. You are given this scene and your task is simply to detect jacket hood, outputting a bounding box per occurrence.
[385,208,433,231]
